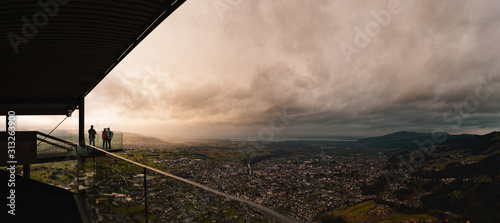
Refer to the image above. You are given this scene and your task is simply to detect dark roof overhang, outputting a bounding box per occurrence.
[0,0,185,115]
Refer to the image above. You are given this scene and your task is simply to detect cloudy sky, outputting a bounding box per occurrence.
[18,0,500,139]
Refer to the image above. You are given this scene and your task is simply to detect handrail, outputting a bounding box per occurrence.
[37,131,78,147]
[37,137,74,151]
[84,144,303,223]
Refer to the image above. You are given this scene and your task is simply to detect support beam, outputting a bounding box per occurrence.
[144,168,148,223]
[78,97,85,149]
[0,98,80,105]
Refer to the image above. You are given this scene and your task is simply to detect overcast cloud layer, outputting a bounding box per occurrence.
[20,0,500,138]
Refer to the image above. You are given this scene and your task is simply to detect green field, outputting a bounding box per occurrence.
[322,200,436,223]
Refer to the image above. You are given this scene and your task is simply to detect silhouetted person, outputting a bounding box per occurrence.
[107,127,113,149]
[102,128,108,149]
[88,125,97,146]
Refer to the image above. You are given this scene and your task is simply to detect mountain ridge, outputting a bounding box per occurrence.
[356,131,479,150]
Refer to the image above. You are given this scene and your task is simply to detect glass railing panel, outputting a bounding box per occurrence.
[30,160,78,193]
[76,146,298,223]
[145,170,280,222]
[57,133,123,151]
[28,135,79,193]
[77,154,95,219]
[36,137,77,159]
[82,153,147,223]
[8,134,298,222]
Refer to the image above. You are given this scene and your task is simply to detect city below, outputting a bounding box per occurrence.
[30,130,500,222]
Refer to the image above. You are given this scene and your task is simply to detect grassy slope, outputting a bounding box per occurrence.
[327,200,435,223]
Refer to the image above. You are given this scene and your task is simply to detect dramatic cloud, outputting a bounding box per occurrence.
[27,0,500,138]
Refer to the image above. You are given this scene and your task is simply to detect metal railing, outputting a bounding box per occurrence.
[78,145,301,223]
[30,132,122,194]
[27,133,300,222]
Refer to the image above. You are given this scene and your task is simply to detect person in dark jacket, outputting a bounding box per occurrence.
[107,127,113,149]
[88,125,97,146]
[102,128,108,148]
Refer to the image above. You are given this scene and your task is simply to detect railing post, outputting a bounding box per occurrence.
[78,97,85,149]
[144,167,148,223]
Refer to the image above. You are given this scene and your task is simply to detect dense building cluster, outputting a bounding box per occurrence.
[144,153,388,221]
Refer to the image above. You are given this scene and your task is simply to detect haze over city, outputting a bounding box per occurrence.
[14,0,500,139]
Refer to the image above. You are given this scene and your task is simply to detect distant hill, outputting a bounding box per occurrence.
[357,131,477,150]
[370,131,500,222]
[122,132,177,148]
[442,131,500,155]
